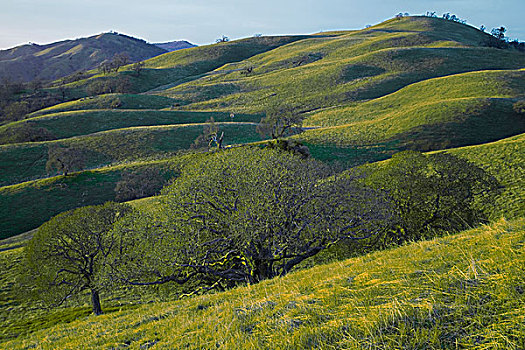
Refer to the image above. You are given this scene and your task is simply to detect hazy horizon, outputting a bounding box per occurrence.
[1,0,524,50]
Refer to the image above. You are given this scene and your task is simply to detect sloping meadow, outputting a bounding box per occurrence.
[2,219,523,349]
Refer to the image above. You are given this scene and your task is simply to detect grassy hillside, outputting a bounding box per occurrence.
[1,15,523,242]
[445,133,525,220]
[0,110,261,144]
[54,35,311,98]
[153,17,525,114]
[2,218,523,349]
[297,69,525,161]
[0,123,261,186]
[304,69,525,127]
[0,157,187,239]
[0,32,166,83]
[28,94,178,116]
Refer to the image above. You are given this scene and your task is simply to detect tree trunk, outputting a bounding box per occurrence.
[91,289,103,315]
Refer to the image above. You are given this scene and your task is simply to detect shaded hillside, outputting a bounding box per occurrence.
[0,129,523,241]
[27,93,178,116]
[0,122,261,187]
[298,69,525,161]
[0,109,260,144]
[0,158,185,239]
[0,33,167,83]
[444,133,525,220]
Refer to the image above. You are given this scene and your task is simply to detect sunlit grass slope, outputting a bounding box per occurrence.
[2,218,524,349]
[297,69,525,161]
[154,17,525,114]
[0,123,261,186]
[56,35,310,97]
[304,69,525,127]
[29,94,178,116]
[0,110,261,144]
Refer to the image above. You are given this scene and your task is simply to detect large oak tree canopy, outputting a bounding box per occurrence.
[110,148,392,289]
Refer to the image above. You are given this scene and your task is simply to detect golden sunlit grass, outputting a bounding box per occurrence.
[2,218,524,349]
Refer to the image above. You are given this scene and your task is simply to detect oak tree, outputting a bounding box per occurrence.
[362,151,500,244]
[109,148,391,290]
[22,202,132,315]
[46,145,87,176]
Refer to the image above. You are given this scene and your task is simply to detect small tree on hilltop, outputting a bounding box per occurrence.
[22,202,132,315]
[484,26,509,49]
[257,104,304,139]
[216,35,230,43]
[491,27,506,40]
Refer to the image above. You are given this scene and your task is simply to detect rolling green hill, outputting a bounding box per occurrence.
[52,35,311,98]
[28,94,178,116]
[0,122,261,187]
[1,14,525,348]
[297,69,525,159]
[0,157,185,239]
[0,109,261,144]
[0,16,523,239]
[152,17,525,114]
[444,133,525,220]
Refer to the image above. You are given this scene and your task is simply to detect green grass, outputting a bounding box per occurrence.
[29,93,178,116]
[0,157,184,239]
[301,97,523,149]
[0,246,143,342]
[444,133,525,220]
[2,218,524,349]
[0,122,261,186]
[167,47,524,114]
[151,17,525,114]
[294,69,525,163]
[303,69,525,127]
[0,110,261,143]
[49,35,310,99]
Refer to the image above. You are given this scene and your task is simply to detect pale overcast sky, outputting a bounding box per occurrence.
[1,0,524,49]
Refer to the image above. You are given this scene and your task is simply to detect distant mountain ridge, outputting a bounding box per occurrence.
[0,32,167,83]
[154,40,197,52]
